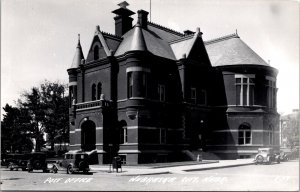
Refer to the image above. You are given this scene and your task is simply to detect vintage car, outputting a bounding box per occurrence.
[254,148,280,164]
[7,153,30,171]
[52,151,90,174]
[27,152,50,172]
[279,148,292,161]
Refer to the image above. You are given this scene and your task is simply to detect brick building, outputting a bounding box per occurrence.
[67,2,279,164]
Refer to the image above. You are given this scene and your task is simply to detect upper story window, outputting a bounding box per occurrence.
[126,67,150,99]
[191,87,197,104]
[238,123,252,145]
[92,84,96,101]
[158,84,166,102]
[128,72,133,98]
[235,74,255,106]
[266,76,277,109]
[94,45,99,60]
[97,83,102,100]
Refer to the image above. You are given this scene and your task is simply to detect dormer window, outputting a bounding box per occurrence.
[94,45,99,60]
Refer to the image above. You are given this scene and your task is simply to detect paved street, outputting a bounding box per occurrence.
[1,160,298,191]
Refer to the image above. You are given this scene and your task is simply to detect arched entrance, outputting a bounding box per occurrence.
[81,120,96,151]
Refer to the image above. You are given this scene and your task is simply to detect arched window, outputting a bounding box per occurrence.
[97,83,102,100]
[94,45,99,60]
[238,123,251,145]
[92,84,96,101]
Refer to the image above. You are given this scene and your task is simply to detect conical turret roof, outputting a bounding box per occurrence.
[70,34,85,69]
[130,22,147,51]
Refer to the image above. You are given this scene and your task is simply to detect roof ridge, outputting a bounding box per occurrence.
[204,33,239,45]
[148,21,184,37]
[101,31,122,40]
[169,33,195,44]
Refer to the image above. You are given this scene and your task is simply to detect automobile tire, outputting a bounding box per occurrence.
[67,165,74,174]
[33,160,42,170]
[256,155,264,164]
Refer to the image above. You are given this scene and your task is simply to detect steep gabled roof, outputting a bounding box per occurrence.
[204,34,269,67]
[86,26,122,62]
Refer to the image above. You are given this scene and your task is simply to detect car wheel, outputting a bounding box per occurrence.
[256,155,264,164]
[67,165,74,174]
[33,160,42,170]
[52,165,58,174]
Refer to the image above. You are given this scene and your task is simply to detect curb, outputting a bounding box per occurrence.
[184,162,255,172]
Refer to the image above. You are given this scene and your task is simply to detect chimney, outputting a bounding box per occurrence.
[137,10,149,29]
[112,1,135,37]
[183,30,195,36]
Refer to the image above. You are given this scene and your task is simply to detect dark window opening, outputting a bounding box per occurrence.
[97,83,102,100]
[94,45,99,60]
[92,84,96,101]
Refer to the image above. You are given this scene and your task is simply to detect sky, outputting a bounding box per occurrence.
[1,0,299,118]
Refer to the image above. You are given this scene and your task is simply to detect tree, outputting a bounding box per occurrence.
[1,80,69,153]
[282,110,300,148]
[1,104,33,153]
[19,87,46,151]
[40,81,69,150]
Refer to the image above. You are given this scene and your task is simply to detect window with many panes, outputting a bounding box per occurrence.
[158,84,165,102]
[266,77,277,108]
[238,123,251,145]
[235,75,255,106]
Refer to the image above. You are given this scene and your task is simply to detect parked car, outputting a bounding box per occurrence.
[52,151,90,174]
[254,148,280,164]
[279,148,292,161]
[27,152,49,173]
[7,153,30,171]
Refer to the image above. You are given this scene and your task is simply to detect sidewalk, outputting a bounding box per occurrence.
[90,159,254,176]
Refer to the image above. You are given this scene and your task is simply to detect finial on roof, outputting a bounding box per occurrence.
[118,1,129,8]
[96,25,100,32]
[236,29,238,35]
[196,27,203,37]
[78,34,80,43]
